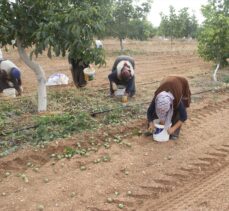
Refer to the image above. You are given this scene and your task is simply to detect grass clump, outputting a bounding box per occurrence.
[33,112,96,143]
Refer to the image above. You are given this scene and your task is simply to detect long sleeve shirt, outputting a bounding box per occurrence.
[147,99,187,123]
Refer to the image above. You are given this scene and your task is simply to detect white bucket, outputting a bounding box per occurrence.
[3,88,16,98]
[83,67,95,81]
[114,85,126,96]
[153,119,171,142]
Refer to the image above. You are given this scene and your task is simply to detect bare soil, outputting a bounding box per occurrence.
[0,39,229,211]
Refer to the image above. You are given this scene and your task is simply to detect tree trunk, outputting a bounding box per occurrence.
[69,58,88,88]
[119,38,124,52]
[213,63,220,82]
[17,40,47,112]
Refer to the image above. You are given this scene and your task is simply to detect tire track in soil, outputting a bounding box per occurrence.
[113,145,229,210]
[140,100,229,210]
[142,151,229,211]
[98,96,229,211]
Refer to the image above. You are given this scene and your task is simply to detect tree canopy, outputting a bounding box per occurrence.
[0,0,112,111]
[198,0,229,66]
[158,6,199,39]
[104,0,154,50]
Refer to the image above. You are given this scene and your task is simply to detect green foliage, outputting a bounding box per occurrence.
[0,88,143,156]
[104,0,153,49]
[158,6,199,39]
[33,112,95,143]
[223,75,229,83]
[129,19,156,40]
[0,0,111,65]
[198,0,229,65]
[0,0,50,47]
[0,102,19,130]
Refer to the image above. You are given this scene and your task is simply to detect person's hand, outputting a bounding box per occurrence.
[167,127,175,135]
[108,91,114,97]
[148,121,155,132]
[16,90,22,96]
[19,86,23,93]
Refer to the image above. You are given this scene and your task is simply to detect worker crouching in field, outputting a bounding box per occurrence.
[108,55,136,97]
[69,58,89,88]
[147,76,191,140]
[0,59,23,96]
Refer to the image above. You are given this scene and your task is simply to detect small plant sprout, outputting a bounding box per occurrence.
[107,197,113,203]
[27,162,33,167]
[43,178,49,183]
[118,203,124,209]
[70,192,76,198]
[114,191,119,196]
[127,190,132,196]
[80,166,86,171]
[5,172,11,177]
[37,204,45,211]
[21,174,29,183]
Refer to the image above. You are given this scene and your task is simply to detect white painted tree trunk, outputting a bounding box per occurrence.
[17,40,47,112]
[0,48,3,59]
[120,38,124,51]
[213,63,220,82]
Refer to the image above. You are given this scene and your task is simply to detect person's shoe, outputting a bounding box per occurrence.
[170,135,179,140]
[107,92,114,97]
[144,131,152,137]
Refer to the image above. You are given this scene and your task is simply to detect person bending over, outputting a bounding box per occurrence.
[147,76,191,140]
[108,55,136,97]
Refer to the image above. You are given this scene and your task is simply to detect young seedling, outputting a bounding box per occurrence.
[118,203,124,209]
[107,197,113,203]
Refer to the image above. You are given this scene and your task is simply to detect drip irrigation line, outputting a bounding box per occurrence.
[96,80,160,92]
[90,87,225,116]
[0,125,39,137]
[90,101,151,117]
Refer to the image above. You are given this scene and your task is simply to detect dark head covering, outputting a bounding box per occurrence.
[11,68,21,79]
[153,76,191,108]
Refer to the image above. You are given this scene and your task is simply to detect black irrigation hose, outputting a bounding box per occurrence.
[0,125,39,137]
[90,88,225,116]
[96,80,160,92]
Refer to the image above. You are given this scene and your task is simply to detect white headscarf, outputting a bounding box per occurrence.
[155,91,174,129]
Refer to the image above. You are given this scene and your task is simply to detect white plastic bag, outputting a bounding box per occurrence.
[95,40,103,48]
[46,73,69,86]
[3,88,16,98]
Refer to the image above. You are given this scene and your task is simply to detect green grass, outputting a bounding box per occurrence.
[0,88,144,157]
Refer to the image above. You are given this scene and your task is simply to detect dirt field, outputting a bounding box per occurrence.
[0,39,229,211]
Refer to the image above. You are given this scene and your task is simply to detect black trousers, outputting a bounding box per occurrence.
[69,59,89,87]
[0,78,10,92]
[171,111,181,137]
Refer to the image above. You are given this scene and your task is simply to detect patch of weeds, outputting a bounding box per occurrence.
[102,104,142,125]
[47,89,119,114]
[33,112,96,143]
[132,128,142,136]
[0,101,19,130]
[19,97,37,113]
[63,146,77,158]
[103,108,124,124]
[222,75,229,83]
[63,146,89,159]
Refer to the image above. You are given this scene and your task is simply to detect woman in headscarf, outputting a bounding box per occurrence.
[147,76,191,140]
[0,59,22,95]
[108,55,136,97]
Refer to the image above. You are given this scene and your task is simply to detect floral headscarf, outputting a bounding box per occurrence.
[155,91,174,129]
